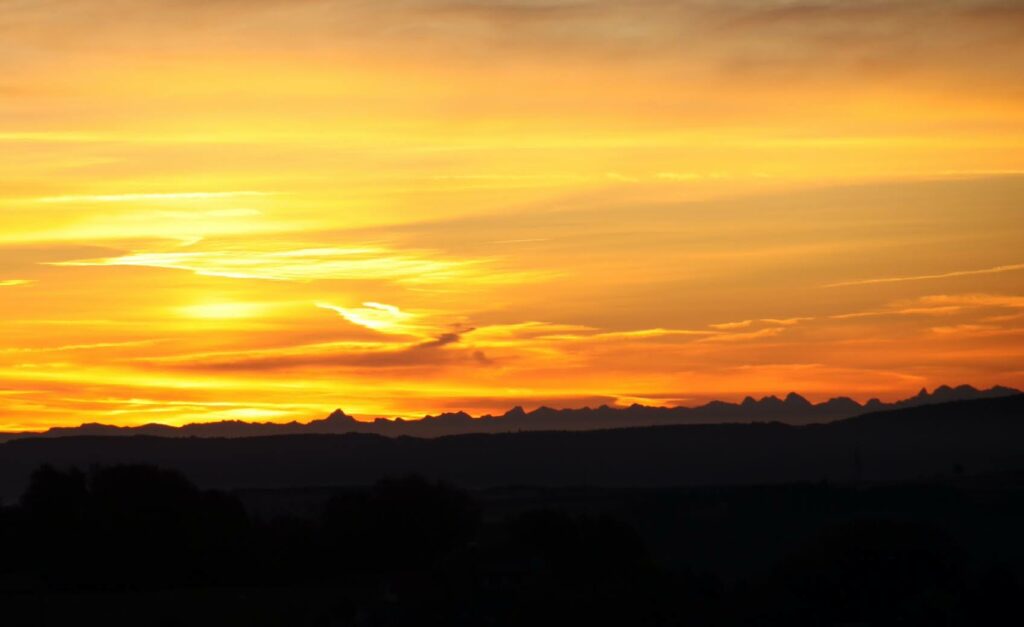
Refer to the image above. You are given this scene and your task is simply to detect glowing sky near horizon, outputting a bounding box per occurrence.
[1,0,1023,430]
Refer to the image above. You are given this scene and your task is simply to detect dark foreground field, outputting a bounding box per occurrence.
[2,466,1023,626]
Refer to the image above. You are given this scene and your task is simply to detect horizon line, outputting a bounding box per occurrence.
[4,383,1018,435]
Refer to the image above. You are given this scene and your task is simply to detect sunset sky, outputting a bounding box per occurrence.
[1,0,1023,430]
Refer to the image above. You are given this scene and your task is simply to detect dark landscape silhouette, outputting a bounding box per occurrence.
[1,384,1016,442]
[1,393,1022,625]
[2,458,1023,625]
[1,394,1022,499]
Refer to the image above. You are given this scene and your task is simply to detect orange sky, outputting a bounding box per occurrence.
[2,0,1023,430]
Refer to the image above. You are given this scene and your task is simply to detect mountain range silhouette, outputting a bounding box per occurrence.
[1,393,1022,500]
[2,383,1017,441]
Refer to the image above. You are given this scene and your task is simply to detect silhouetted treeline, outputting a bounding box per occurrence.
[2,464,1023,625]
[13,464,249,590]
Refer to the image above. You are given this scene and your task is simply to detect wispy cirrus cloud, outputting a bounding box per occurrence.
[830,306,963,320]
[828,293,1024,324]
[138,333,480,372]
[699,327,787,343]
[930,324,1001,336]
[762,317,814,326]
[50,245,540,285]
[0,339,160,354]
[825,262,1024,288]
[465,322,716,347]
[317,302,420,336]
[32,191,272,204]
[710,320,753,330]
[132,313,775,376]
[918,293,1024,309]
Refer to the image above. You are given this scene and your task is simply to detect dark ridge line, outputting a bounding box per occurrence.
[1,383,1019,442]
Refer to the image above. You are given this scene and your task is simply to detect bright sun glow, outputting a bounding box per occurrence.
[179,302,271,320]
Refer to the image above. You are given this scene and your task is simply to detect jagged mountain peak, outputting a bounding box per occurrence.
[322,409,357,423]
[784,392,812,406]
[503,405,527,418]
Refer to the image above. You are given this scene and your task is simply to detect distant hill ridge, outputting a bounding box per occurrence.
[1,384,1018,442]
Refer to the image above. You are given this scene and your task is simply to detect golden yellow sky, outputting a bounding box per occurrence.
[2,0,1023,430]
